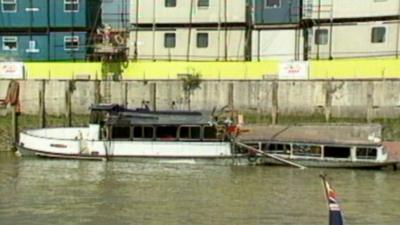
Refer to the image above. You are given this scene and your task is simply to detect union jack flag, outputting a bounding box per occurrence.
[320,175,345,225]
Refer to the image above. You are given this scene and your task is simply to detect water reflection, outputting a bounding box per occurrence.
[0,153,399,225]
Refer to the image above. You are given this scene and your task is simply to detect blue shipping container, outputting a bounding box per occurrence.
[253,0,301,24]
[0,0,101,28]
[0,34,49,61]
[101,0,129,29]
[49,0,100,28]
[0,32,88,61]
[49,32,88,61]
[0,0,48,28]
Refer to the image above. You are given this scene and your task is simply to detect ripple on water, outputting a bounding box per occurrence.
[0,154,399,225]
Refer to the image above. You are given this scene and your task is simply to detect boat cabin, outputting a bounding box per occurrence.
[243,141,386,162]
[89,104,226,142]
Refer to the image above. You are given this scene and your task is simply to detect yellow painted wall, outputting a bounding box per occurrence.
[24,58,400,80]
[310,58,400,79]
[121,61,279,80]
[25,62,102,80]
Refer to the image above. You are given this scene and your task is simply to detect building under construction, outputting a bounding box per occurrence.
[0,0,399,62]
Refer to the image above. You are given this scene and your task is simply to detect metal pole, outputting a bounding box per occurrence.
[152,0,156,61]
[187,0,194,61]
[396,2,400,58]
[316,0,322,60]
[224,0,228,61]
[217,0,221,60]
[134,0,140,60]
[328,1,333,60]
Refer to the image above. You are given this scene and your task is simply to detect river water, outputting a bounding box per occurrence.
[0,152,399,225]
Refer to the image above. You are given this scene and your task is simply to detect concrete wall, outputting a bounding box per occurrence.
[6,79,400,120]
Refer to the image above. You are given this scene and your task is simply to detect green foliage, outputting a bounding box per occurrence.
[181,73,201,95]
[180,73,202,110]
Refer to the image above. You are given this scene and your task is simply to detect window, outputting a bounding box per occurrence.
[164,33,176,48]
[315,29,328,45]
[1,0,16,12]
[64,36,79,51]
[111,126,131,139]
[165,0,176,7]
[203,126,217,139]
[196,33,208,48]
[2,36,17,51]
[265,0,281,8]
[197,0,209,7]
[179,126,201,139]
[324,146,351,159]
[26,40,39,53]
[65,0,79,12]
[133,126,154,139]
[356,147,377,160]
[156,126,178,140]
[144,127,154,139]
[264,143,291,154]
[292,144,321,157]
[371,27,386,43]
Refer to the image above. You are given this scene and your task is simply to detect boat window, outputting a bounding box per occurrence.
[356,147,377,160]
[179,126,201,139]
[264,143,290,154]
[203,126,217,139]
[292,144,321,157]
[180,127,190,139]
[144,127,154,139]
[111,126,131,139]
[133,126,154,139]
[324,146,351,158]
[156,126,178,140]
[133,127,143,138]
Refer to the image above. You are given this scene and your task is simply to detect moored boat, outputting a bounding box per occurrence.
[240,140,398,168]
[18,104,262,165]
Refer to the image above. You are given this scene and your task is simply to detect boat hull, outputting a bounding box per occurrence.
[17,145,267,166]
[263,157,397,169]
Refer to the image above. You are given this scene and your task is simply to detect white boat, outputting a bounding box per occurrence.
[18,104,260,165]
[240,140,398,169]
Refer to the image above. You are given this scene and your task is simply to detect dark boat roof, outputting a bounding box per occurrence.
[91,104,213,126]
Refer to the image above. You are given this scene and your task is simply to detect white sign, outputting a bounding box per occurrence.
[0,62,24,79]
[279,61,309,80]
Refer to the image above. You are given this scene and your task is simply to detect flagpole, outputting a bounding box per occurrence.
[320,174,345,225]
[320,173,329,205]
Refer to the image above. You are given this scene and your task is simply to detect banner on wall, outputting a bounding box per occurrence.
[279,61,309,80]
[0,62,25,79]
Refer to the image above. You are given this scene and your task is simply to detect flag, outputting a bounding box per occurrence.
[320,175,345,225]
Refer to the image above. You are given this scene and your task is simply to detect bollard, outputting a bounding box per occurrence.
[65,81,72,127]
[10,105,18,151]
[39,80,46,128]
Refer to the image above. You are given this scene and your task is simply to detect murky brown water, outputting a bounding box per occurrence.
[0,152,399,225]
